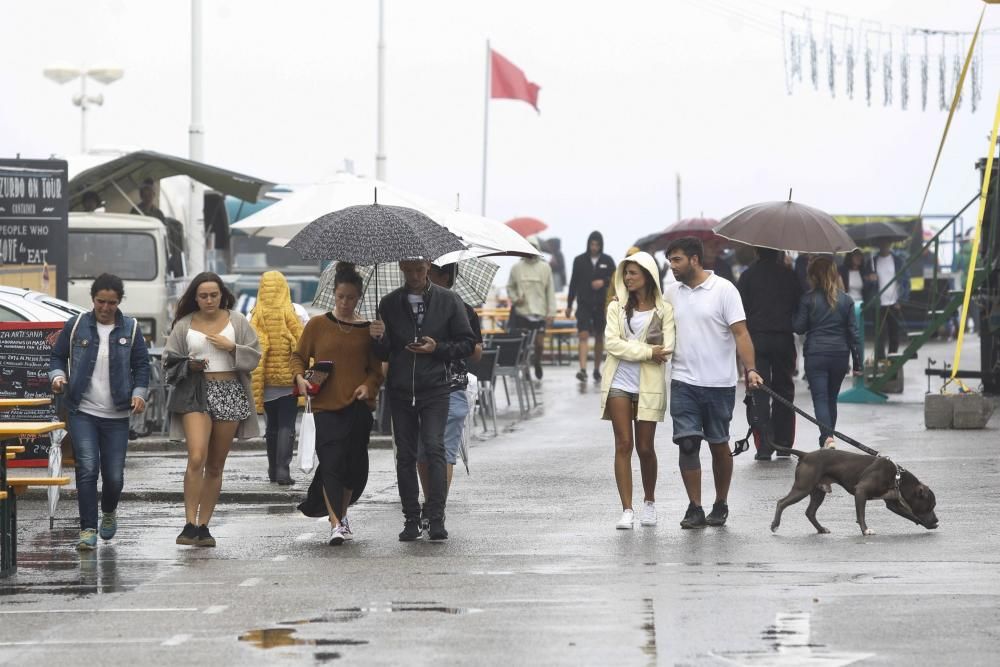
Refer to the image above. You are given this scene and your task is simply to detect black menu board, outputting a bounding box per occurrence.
[0,321,62,467]
[0,158,69,300]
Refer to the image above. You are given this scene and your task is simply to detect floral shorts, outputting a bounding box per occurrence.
[206,379,252,423]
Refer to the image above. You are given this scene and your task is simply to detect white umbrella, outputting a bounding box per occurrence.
[47,426,65,528]
[231,172,538,259]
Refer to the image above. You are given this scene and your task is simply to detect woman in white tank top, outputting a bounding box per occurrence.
[163,272,261,548]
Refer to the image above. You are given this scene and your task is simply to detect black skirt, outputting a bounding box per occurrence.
[297,400,375,518]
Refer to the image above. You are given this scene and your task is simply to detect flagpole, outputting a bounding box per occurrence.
[375,0,387,181]
[480,39,491,215]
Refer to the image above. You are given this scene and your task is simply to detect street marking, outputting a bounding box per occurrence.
[161,634,191,646]
[295,532,316,541]
[0,607,199,615]
[712,611,874,666]
[272,555,289,561]
[0,638,164,647]
[142,582,225,587]
[239,577,262,587]
[203,605,228,615]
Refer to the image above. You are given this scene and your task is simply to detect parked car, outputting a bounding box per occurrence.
[0,286,87,322]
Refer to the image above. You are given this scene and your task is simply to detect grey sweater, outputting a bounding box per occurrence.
[163,310,262,440]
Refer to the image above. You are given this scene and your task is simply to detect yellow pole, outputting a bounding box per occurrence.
[945,92,1000,391]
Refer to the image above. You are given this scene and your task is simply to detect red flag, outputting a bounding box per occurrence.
[490,49,540,111]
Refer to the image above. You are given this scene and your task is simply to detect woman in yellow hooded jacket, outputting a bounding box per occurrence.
[600,251,675,530]
[250,271,303,485]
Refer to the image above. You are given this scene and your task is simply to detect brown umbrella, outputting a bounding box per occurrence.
[714,193,856,253]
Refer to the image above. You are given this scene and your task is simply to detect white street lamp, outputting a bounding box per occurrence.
[43,66,124,153]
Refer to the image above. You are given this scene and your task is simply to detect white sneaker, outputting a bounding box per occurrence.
[639,501,657,526]
[341,516,354,541]
[328,524,346,546]
[616,509,634,530]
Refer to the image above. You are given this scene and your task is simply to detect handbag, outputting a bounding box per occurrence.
[645,311,664,346]
[297,396,318,473]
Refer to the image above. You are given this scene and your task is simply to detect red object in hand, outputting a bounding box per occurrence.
[292,381,322,397]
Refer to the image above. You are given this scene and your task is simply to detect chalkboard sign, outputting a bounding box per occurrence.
[0,321,62,467]
[0,158,69,300]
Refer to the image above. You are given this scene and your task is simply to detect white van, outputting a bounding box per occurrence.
[67,212,170,344]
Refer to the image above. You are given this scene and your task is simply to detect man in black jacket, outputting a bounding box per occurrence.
[370,259,476,541]
[737,247,802,460]
[566,231,615,382]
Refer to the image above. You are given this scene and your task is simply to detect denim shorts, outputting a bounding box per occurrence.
[669,380,736,444]
[607,388,638,402]
[206,379,252,422]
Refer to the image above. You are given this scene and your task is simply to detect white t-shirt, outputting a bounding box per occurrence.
[79,322,130,419]
[875,254,898,306]
[847,269,864,301]
[664,272,746,387]
[610,308,652,393]
[407,293,425,327]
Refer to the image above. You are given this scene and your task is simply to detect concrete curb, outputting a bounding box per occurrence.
[127,434,394,451]
[17,488,310,503]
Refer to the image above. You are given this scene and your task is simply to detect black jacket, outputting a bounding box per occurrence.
[793,290,862,371]
[567,254,615,311]
[373,282,476,403]
[737,258,803,335]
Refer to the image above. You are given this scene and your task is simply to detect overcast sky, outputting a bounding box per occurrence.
[2,0,998,264]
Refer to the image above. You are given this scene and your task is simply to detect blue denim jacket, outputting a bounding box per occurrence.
[48,310,151,414]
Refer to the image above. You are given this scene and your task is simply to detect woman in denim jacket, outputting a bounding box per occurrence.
[49,273,150,551]
[793,257,862,448]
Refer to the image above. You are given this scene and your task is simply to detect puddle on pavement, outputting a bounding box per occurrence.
[238,628,368,649]
[641,598,657,658]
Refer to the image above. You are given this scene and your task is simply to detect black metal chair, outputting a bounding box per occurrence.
[487,335,528,418]
[466,349,498,435]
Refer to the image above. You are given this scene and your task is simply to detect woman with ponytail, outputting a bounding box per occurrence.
[292,263,384,546]
[250,271,304,485]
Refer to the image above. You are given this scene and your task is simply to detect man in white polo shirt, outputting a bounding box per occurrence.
[664,237,763,529]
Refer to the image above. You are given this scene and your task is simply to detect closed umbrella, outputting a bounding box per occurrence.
[715,195,856,253]
[47,426,65,527]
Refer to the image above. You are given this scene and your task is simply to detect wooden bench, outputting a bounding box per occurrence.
[1,477,70,577]
[1,421,66,577]
[6,476,70,495]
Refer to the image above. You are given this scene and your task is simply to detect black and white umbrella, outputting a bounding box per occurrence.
[314,257,499,320]
[285,203,468,264]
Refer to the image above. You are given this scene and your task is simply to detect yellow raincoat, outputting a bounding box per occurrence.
[250,271,303,413]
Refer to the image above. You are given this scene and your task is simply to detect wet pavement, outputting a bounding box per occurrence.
[2,337,999,665]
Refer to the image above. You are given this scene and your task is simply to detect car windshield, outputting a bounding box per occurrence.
[69,232,157,280]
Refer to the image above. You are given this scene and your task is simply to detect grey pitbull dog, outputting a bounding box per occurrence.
[769,445,939,536]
